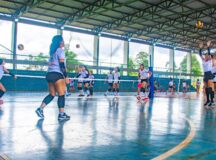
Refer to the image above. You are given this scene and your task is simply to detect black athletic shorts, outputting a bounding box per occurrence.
[204,71,214,83]
[169,86,173,89]
[141,79,148,83]
[46,72,64,83]
[108,83,113,87]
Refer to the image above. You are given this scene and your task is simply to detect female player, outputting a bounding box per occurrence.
[212,55,216,98]
[0,59,16,104]
[69,78,75,93]
[182,80,187,96]
[104,69,113,96]
[196,79,201,95]
[89,70,94,96]
[77,67,84,97]
[82,66,90,96]
[113,67,120,96]
[137,79,142,97]
[35,35,70,121]
[137,64,152,100]
[168,78,174,95]
[199,42,215,106]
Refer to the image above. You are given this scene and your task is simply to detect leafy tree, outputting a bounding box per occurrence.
[135,51,149,68]
[128,51,149,76]
[26,53,48,71]
[65,49,80,72]
[128,58,137,76]
[180,54,202,76]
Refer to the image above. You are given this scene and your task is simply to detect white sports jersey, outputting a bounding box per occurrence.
[0,65,4,80]
[89,75,94,84]
[196,81,201,86]
[81,70,89,78]
[139,69,149,79]
[169,81,174,86]
[107,73,113,83]
[70,79,74,87]
[77,71,83,83]
[113,72,120,83]
[81,70,89,82]
[48,48,66,75]
[183,82,187,88]
[202,60,212,72]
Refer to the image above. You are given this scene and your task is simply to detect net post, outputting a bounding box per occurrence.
[148,66,154,99]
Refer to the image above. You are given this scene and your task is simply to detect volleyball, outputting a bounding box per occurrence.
[76,44,80,48]
[17,44,24,50]
[196,20,204,29]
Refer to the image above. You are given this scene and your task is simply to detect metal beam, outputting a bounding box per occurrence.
[13,0,47,18]
[58,0,107,26]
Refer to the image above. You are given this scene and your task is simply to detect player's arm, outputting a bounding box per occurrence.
[3,66,16,79]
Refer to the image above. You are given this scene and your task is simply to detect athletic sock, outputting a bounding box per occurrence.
[209,88,214,102]
[205,88,210,103]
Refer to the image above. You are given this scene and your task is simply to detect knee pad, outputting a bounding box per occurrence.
[58,95,65,108]
[43,94,54,105]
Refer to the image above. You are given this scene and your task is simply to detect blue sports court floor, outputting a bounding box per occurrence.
[0,92,215,160]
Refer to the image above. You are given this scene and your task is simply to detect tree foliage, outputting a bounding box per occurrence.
[180,54,202,76]
[128,51,149,76]
[135,51,149,68]
[65,49,80,72]
[25,53,48,71]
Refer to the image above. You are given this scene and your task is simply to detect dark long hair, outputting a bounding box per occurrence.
[49,35,63,57]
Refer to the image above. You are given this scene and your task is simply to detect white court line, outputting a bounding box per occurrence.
[152,117,196,160]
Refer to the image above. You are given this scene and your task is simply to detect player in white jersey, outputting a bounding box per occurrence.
[196,79,201,95]
[199,44,215,106]
[168,78,175,95]
[76,67,84,96]
[89,70,94,96]
[69,78,75,93]
[0,59,16,104]
[182,80,188,96]
[104,69,114,96]
[212,54,216,100]
[137,64,152,100]
[113,67,120,96]
[36,35,70,121]
[82,66,90,96]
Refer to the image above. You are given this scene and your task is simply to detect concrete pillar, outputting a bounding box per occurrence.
[187,51,192,76]
[124,41,129,75]
[11,21,18,70]
[149,45,154,67]
[93,36,99,73]
[169,48,175,74]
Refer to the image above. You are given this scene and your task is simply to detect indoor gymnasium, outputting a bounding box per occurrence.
[0,0,216,159]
